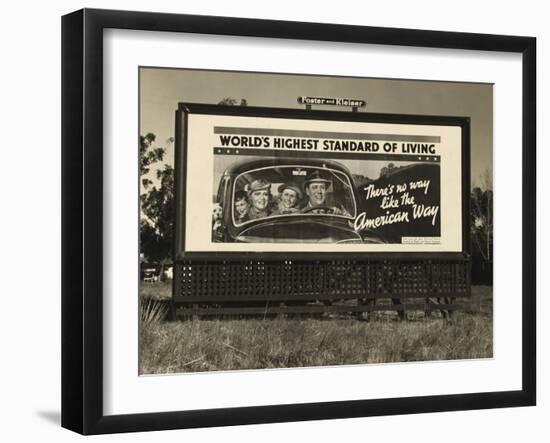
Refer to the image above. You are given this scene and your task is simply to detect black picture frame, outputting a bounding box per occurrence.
[61,8,536,435]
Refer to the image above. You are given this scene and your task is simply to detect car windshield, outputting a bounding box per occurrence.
[232,165,356,226]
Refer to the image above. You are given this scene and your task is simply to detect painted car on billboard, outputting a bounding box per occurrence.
[213,158,383,244]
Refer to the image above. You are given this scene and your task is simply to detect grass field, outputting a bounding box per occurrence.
[139,285,492,374]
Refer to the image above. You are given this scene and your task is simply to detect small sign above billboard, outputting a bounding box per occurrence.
[298,96,366,108]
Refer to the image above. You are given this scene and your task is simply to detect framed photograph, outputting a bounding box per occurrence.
[62,8,536,435]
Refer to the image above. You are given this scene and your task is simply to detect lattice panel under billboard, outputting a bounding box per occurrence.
[173,259,471,316]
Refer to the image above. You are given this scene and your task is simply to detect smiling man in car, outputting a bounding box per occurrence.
[301,170,349,216]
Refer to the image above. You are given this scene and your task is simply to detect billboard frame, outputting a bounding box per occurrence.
[174,102,471,261]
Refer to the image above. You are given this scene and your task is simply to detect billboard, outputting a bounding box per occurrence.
[175,104,469,255]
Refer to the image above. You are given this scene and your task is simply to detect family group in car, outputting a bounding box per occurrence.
[233,170,349,224]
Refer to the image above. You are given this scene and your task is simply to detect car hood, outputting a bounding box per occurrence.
[235,217,363,243]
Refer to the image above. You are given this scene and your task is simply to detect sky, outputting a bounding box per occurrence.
[139,67,492,190]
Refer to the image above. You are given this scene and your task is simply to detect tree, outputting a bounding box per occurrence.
[140,133,165,189]
[140,164,175,266]
[139,134,174,271]
[470,169,493,284]
[379,163,397,177]
[140,220,164,263]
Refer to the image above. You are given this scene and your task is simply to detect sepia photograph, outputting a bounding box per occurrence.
[139,67,492,375]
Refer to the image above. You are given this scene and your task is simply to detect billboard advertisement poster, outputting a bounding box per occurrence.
[179,105,467,254]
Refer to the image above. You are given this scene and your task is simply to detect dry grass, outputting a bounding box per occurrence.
[139,286,493,374]
[140,281,172,300]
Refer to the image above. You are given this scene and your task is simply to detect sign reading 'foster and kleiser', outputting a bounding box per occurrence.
[298,96,366,107]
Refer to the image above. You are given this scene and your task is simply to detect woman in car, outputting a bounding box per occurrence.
[245,179,272,220]
[272,182,302,215]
